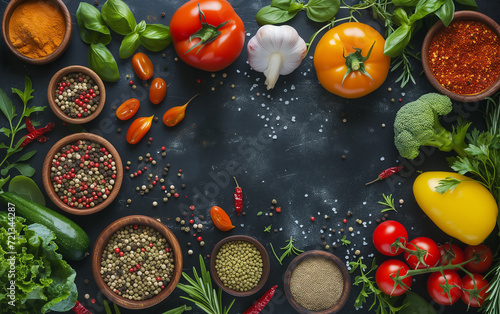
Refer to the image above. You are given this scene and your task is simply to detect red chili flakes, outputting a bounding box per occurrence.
[428,20,500,95]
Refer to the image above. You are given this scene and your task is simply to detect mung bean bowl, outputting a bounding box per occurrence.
[210,235,270,297]
[42,133,123,215]
[91,215,183,309]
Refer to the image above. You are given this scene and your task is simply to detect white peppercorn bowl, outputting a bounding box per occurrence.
[42,132,123,215]
[91,215,183,309]
[47,65,106,124]
[210,235,270,297]
[283,250,351,314]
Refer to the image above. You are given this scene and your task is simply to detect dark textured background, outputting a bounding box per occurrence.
[1,0,500,313]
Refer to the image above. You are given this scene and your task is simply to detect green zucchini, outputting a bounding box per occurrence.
[0,191,90,261]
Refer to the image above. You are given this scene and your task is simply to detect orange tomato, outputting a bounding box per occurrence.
[210,206,234,231]
[126,115,154,144]
[132,52,154,80]
[162,94,198,127]
[313,22,390,98]
[149,78,166,105]
[116,98,140,120]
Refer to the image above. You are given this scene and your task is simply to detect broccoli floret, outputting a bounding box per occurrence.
[394,93,471,159]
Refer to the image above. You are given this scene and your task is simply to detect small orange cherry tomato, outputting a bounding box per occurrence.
[149,78,167,105]
[126,115,154,144]
[116,98,140,120]
[132,52,154,80]
[162,94,198,127]
[210,206,235,231]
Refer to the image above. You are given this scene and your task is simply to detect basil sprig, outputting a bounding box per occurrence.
[119,21,172,58]
[256,0,340,25]
[76,3,111,45]
[89,43,120,82]
[101,0,137,35]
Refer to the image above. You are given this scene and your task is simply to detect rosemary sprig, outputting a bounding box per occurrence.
[177,255,234,314]
[379,193,396,213]
[270,236,304,265]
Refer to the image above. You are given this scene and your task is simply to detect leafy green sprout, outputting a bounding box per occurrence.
[270,236,304,265]
[379,193,396,213]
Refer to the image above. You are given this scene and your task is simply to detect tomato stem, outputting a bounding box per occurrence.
[185,3,229,54]
[341,41,376,85]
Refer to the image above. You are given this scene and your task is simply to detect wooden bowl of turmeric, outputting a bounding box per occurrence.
[2,0,72,65]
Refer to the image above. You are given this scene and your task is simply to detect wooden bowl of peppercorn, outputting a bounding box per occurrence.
[47,65,106,124]
[42,132,123,215]
[92,215,183,309]
[422,11,500,102]
[210,235,270,297]
[2,0,72,65]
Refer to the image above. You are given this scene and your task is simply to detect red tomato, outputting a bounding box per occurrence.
[461,273,489,307]
[116,98,140,120]
[404,237,440,269]
[372,220,408,256]
[126,115,154,144]
[375,259,412,296]
[439,243,465,269]
[427,270,463,305]
[169,0,245,72]
[464,244,493,273]
[132,53,154,80]
[149,78,166,105]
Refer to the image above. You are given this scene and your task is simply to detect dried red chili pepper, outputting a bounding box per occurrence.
[72,301,91,314]
[243,285,278,314]
[20,122,55,147]
[365,166,403,185]
[233,177,243,215]
[26,118,49,143]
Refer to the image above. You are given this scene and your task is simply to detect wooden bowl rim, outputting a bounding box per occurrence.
[210,235,270,297]
[2,0,73,65]
[91,215,183,309]
[42,133,123,215]
[47,65,106,124]
[283,250,351,314]
[421,10,500,103]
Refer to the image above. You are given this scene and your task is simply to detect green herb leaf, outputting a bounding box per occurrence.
[89,43,120,82]
[8,175,45,206]
[101,0,137,35]
[0,88,16,122]
[341,235,351,246]
[7,135,27,154]
[410,0,446,23]
[391,7,410,26]
[12,76,34,108]
[0,127,11,137]
[256,5,298,25]
[113,303,121,314]
[400,291,436,314]
[0,175,10,190]
[257,211,263,216]
[305,0,340,23]
[23,106,45,117]
[454,0,477,8]
[140,24,172,52]
[435,177,463,194]
[76,2,112,45]
[104,300,112,314]
[392,0,419,6]
[435,0,454,27]
[119,31,141,59]
[379,193,396,213]
[162,305,192,314]
[264,224,272,232]
[384,24,412,57]
[13,163,35,177]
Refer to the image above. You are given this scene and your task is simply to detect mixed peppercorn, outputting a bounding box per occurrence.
[50,140,117,209]
[54,72,101,118]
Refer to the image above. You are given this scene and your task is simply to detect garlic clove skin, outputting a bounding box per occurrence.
[247,25,307,90]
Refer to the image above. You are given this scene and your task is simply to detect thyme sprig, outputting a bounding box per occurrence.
[270,236,304,265]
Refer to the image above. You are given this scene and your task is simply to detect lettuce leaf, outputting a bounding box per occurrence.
[0,213,77,313]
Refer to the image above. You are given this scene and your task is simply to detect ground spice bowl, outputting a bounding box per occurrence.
[42,133,123,215]
[422,11,500,102]
[2,0,72,65]
[210,235,270,297]
[47,65,106,124]
[91,215,183,309]
[283,250,351,314]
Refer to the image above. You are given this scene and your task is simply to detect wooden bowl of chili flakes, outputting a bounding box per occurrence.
[422,11,500,102]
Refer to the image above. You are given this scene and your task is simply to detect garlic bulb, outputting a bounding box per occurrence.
[247,25,307,90]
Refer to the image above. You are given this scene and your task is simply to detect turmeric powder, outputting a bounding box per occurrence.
[8,0,66,59]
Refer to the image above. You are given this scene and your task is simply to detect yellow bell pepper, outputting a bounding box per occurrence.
[413,171,498,245]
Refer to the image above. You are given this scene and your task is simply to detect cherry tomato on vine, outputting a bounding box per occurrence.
[439,243,464,269]
[461,273,489,307]
[313,22,390,98]
[116,98,140,120]
[427,270,463,305]
[464,244,493,273]
[404,237,440,269]
[126,115,154,144]
[149,78,166,104]
[169,0,245,72]
[375,259,412,297]
[210,206,234,231]
[132,52,154,80]
[372,220,408,256]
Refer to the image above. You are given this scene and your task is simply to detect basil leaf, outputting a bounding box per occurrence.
[134,20,147,34]
[384,24,412,57]
[140,24,172,52]
[392,7,410,26]
[8,175,46,206]
[271,0,295,10]
[13,163,35,177]
[76,2,111,45]
[435,0,454,26]
[119,31,141,59]
[410,0,446,23]
[392,0,419,6]
[400,291,436,314]
[306,0,340,23]
[256,6,298,25]
[0,88,15,122]
[101,0,136,35]
[89,43,120,82]
[454,0,477,8]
